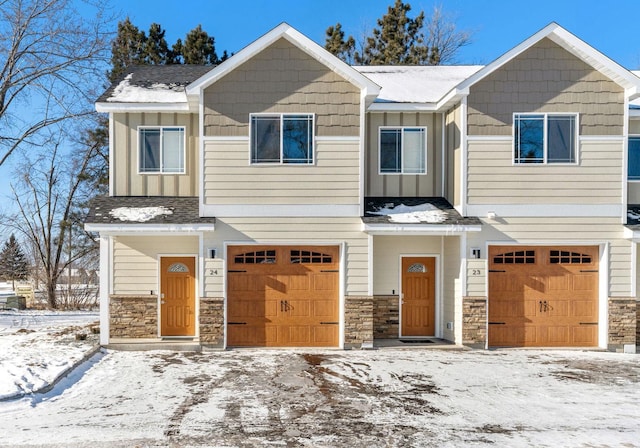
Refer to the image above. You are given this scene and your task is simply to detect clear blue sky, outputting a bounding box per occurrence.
[109,0,640,68]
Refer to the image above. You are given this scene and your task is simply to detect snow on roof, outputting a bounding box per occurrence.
[109,206,173,222]
[107,74,187,103]
[369,202,448,224]
[354,65,483,103]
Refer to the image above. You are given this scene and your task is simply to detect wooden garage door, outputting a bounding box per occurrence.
[227,245,339,347]
[488,246,598,347]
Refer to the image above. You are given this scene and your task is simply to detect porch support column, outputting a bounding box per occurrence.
[99,234,112,345]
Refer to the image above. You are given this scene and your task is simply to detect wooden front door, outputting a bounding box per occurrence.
[160,256,196,336]
[227,246,339,347]
[488,246,599,347]
[401,257,436,337]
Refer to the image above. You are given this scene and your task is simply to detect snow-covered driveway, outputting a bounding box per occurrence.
[1,347,638,447]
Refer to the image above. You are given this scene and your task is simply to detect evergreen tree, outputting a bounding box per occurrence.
[324,23,355,64]
[144,23,171,65]
[109,18,146,82]
[0,234,30,289]
[182,25,219,64]
[326,1,471,66]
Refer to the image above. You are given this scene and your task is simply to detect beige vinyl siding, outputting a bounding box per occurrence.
[445,105,462,206]
[203,217,367,296]
[467,217,632,297]
[203,139,360,206]
[467,139,623,204]
[203,38,360,137]
[628,184,640,203]
[468,38,624,136]
[372,235,461,341]
[112,112,199,196]
[628,119,640,134]
[365,112,442,197]
[112,236,199,295]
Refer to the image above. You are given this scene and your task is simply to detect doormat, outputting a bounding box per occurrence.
[399,339,434,343]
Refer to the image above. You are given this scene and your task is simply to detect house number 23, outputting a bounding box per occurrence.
[471,269,481,276]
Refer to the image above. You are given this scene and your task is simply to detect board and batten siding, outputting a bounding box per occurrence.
[112,112,199,196]
[467,38,624,136]
[202,38,360,137]
[202,218,368,296]
[203,139,360,206]
[365,112,443,197]
[467,139,623,205]
[467,218,632,297]
[112,236,199,295]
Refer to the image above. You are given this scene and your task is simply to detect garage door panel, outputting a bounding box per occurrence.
[489,245,598,348]
[227,245,339,347]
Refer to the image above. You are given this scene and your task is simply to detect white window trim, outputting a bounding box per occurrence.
[628,134,640,182]
[249,113,315,165]
[378,126,428,175]
[138,126,186,175]
[512,113,579,165]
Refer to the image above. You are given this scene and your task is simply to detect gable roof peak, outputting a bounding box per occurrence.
[186,22,380,97]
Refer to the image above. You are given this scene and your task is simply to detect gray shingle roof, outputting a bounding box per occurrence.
[85,196,215,225]
[363,197,481,226]
[97,65,213,103]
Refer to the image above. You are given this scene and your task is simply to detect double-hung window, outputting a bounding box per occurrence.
[629,136,640,180]
[139,127,185,174]
[379,127,427,174]
[250,114,314,164]
[514,113,577,164]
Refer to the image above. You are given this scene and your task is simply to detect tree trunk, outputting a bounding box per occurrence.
[47,279,57,309]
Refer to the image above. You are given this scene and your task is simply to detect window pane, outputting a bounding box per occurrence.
[283,115,312,163]
[140,129,160,172]
[402,128,426,174]
[380,129,401,173]
[548,115,575,163]
[162,128,184,173]
[515,115,544,163]
[629,138,640,180]
[251,116,280,163]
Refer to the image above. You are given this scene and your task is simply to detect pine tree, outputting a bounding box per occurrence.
[182,25,218,64]
[109,18,146,82]
[324,23,355,64]
[0,234,30,290]
[144,23,171,65]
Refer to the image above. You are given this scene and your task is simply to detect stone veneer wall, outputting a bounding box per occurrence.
[373,295,399,339]
[110,295,157,338]
[199,298,224,347]
[637,305,640,347]
[344,296,373,349]
[608,298,637,351]
[463,296,487,348]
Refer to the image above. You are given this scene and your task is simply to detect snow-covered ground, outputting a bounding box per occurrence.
[0,312,639,447]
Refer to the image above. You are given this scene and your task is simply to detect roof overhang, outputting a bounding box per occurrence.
[362,223,482,235]
[95,102,192,113]
[185,23,380,100]
[85,223,215,234]
[446,22,640,103]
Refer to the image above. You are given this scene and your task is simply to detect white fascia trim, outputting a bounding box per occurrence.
[317,136,360,142]
[580,135,625,142]
[85,224,215,233]
[202,204,360,218]
[186,23,380,97]
[95,102,191,113]
[468,204,624,217]
[624,227,640,241]
[367,102,438,112]
[99,235,111,345]
[362,223,482,234]
[466,135,513,142]
[203,136,249,141]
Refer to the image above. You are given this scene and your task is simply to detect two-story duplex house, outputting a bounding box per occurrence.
[86,22,640,352]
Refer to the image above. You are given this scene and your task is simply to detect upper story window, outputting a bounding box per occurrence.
[513,114,577,164]
[139,127,185,174]
[628,136,640,181]
[250,114,314,164]
[379,127,427,174]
